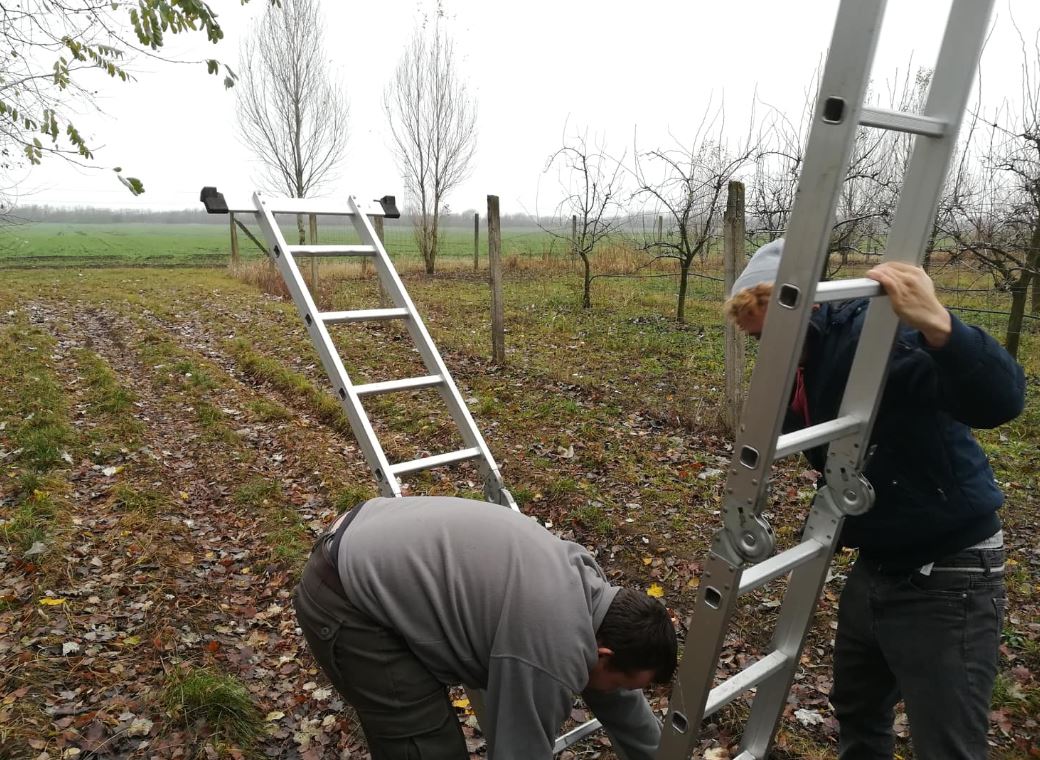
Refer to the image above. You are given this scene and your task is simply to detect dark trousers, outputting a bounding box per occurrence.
[831,551,1006,760]
[292,546,467,759]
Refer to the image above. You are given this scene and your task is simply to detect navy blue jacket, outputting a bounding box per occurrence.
[791,299,1026,569]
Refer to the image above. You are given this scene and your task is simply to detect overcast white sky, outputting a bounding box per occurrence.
[12,0,1040,214]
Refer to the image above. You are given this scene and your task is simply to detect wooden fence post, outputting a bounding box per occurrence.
[309,214,318,290]
[488,196,505,365]
[723,180,747,434]
[229,212,240,265]
[473,212,480,271]
[1032,267,1040,315]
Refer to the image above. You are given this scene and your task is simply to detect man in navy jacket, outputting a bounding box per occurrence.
[725,240,1026,760]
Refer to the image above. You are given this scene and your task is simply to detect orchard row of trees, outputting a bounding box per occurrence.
[542,57,1040,360]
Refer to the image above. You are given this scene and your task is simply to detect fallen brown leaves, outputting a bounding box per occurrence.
[0,268,1035,760]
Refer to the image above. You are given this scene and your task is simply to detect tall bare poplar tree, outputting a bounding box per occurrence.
[236,0,349,241]
[384,11,477,274]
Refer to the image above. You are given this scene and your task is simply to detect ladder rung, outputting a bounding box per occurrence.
[553,719,602,753]
[252,197,389,216]
[321,308,409,324]
[389,447,482,477]
[286,244,376,257]
[774,415,861,460]
[738,540,828,595]
[815,277,882,302]
[858,106,947,137]
[705,650,789,718]
[354,375,443,397]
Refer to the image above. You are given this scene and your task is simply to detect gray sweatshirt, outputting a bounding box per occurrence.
[337,496,660,759]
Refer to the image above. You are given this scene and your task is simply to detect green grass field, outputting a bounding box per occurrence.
[0,220,568,268]
[0,222,230,266]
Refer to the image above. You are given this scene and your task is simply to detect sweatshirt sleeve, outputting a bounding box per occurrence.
[482,655,574,760]
[582,687,661,760]
[914,311,1025,427]
[884,311,1025,428]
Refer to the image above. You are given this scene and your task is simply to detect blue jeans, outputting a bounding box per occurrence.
[831,551,1006,760]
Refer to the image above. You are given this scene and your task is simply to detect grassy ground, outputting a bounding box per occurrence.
[0,260,1036,759]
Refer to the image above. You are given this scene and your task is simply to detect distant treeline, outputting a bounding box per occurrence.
[14,204,549,228]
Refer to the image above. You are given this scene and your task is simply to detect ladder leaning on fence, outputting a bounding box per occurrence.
[199,188,515,510]
[654,1,994,759]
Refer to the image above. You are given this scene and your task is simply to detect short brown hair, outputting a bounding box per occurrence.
[723,282,773,323]
[596,588,678,683]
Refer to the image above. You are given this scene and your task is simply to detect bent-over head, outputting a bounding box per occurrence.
[588,587,677,692]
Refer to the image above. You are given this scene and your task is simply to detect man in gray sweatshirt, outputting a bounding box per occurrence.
[293,495,677,760]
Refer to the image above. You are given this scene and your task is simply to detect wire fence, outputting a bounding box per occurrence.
[5,210,1035,339]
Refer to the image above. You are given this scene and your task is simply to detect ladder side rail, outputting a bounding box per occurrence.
[347,198,517,509]
[718,0,888,567]
[251,192,401,497]
[655,557,743,756]
[737,491,846,758]
[658,497,843,758]
[825,0,996,494]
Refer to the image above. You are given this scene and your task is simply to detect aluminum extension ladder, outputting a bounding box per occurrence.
[198,189,516,510]
[655,1,994,758]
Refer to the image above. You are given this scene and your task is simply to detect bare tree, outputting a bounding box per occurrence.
[749,81,817,243]
[235,0,349,242]
[930,18,1040,360]
[984,25,1040,356]
[384,9,477,274]
[752,63,936,277]
[633,102,755,322]
[542,129,626,309]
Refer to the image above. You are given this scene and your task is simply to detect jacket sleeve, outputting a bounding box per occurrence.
[582,687,661,760]
[483,655,574,760]
[889,311,1025,428]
